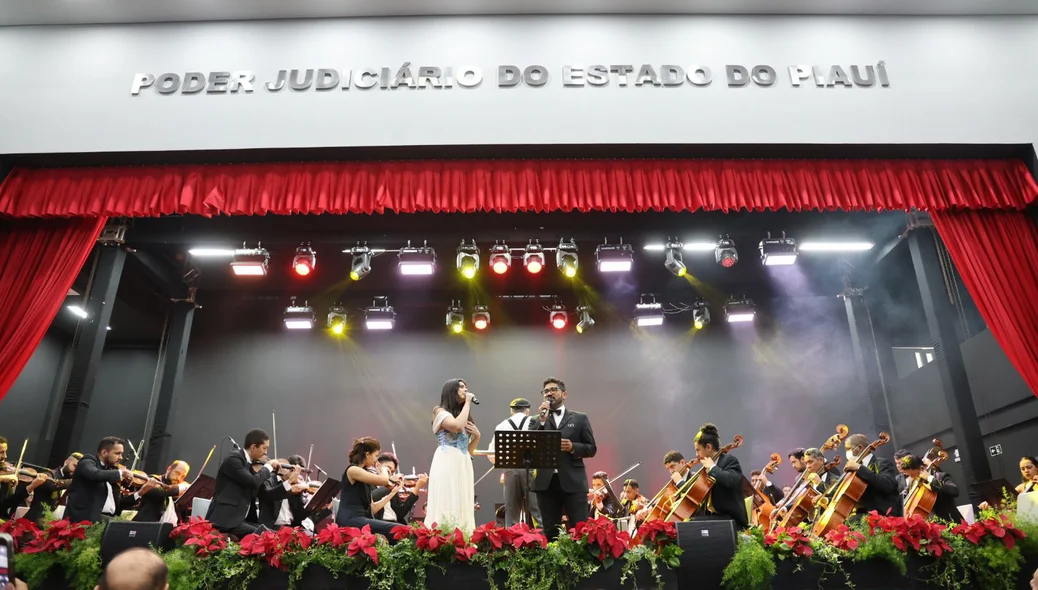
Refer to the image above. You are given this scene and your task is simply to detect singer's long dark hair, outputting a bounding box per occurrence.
[439,378,474,424]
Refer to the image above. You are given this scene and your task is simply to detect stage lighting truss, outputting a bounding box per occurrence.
[446,300,465,333]
[292,243,316,276]
[398,241,437,276]
[472,304,491,330]
[327,305,348,335]
[634,294,665,327]
[524,240,546,274]
[692,301,711,330]
[715,236,739,268]
[556,238,579,278]
[548,303,568,330]
[348,244,374,281]
[575,306,595,333]
[595,240,634,273]
[759,233,798,266]
[365,296,397,330]
[724,297,756,323]
[489,241,512,275]
[456,240,480,279]
[284,298,316,330]
[664,238,687,277]
[231,246,270,277]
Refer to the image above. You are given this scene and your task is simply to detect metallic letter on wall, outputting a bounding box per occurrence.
[788,65,812,87]
[686,65,712,86]
[130,73,155,95]
[660,65,684,87]
[563,65,585,87]
[315,69,340,91]
[726,65,749,87]
[523,65,549,87]
[456,66,483,88]
[498,65,521,87]
[206,71,230,93]
[181,72,206,94]
[156,73,181,95]
[586,65,609,86]
[751,65,776,86]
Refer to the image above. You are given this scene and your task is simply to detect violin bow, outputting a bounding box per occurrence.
[192,444,217,484]
[271,411,278,459]
[307,444,314,475]
[14,438,28,472]
[474,464,496,486]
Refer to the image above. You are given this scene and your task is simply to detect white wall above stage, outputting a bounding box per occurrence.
[0,15,1037,154]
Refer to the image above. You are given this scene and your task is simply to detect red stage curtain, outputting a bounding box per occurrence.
[0,159,1035,217]
[0,217,106,400]
[931,210,1038,397]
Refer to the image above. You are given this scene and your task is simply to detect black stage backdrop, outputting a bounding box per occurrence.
[160,294,868,525]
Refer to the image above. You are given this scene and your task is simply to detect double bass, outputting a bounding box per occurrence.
[902,439,949,520]
[750,454,782,529]
[665,435,744,522]
[812,432,891,537]
[768,424,848,532]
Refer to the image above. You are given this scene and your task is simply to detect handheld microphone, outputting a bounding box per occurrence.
[472,397,480,405]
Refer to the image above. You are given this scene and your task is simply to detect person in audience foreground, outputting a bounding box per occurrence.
[95,548,168,590]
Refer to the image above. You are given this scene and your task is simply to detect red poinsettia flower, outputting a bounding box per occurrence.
[22,519,91,554]
[824,524,865,552]
[471,523,516,550]
[0,518,41,550]
[391,523,422,541]
[169,517,228,557]
[952,515,1027,550]
[569,517,631,562]
[633,520,677,549]
[455,545,478,562]
[238,526,311,569]
[316,523,364,549]
[346,525,380,565]
[508,523,548,550]
[866,511,951,557]
[763,526,814,558]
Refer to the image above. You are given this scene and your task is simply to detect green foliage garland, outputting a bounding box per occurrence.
[721,535,776,590]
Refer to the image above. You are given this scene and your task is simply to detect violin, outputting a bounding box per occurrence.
[750,453,782,529]
[812,431,891,537]
[0,462,48,484]
[903,439,949,520]
[665,434,744,522]
[769,424,848,533]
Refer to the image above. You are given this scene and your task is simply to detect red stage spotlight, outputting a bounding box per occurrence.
[492,260,509,274]
[292,244,316,277]
[549,304,568,330]
[523,240,545,274]
[527,259,543,274]
[473,305,490,330]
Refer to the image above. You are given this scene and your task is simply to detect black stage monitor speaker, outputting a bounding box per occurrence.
[676,518,737,589]
[100,521,175,567]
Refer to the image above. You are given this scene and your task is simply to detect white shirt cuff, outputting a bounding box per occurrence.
[283,480,292,490]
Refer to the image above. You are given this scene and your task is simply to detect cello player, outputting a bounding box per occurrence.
[901,454,963,523]
[841,433,902,519]
[691,423,748,529]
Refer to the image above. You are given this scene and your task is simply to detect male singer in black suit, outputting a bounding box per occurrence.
[841,433,902,518]
[65,437,133,523]
[532,377,597,541]
[206,429,282,536]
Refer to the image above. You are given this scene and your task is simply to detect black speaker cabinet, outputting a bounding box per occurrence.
[676,518,737,589]
[100,521,175,566]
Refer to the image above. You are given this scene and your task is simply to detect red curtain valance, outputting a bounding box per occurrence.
[1,159,1035,218]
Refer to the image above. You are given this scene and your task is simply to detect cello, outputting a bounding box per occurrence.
[812,432,891,537]
[768,424,848,532]
[750,453,782,529]
[665,434,744,522]
[639,458,700,523]
[902,439,949,520]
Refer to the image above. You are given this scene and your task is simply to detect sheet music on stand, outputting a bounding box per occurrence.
[306,478,341,513]
[493,430,561,472]
[175,474,216,519]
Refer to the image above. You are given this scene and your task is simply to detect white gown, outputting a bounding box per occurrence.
[423,410,476,535]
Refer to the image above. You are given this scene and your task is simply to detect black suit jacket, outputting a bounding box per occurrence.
[65,455,125,523]
[698,453,749,529]
[25,467,74,524]
[131,480,182,522]
[853,456,902,517]
[258,473,311,528]
[531,409,597,494]
[205,451,271,531]
[372,486,421,525]
[760,483,783,505]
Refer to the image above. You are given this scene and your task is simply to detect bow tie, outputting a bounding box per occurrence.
[552,409,563,417]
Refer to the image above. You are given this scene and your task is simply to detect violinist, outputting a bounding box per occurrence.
[690,423,748,529]
[372,453,427,526]
[258,454,312,530]
[587,471,626,519]
[65,437,134,523]
[23,453,82,524]
[336,437,405,538]
[978,455,1038,511]
[206,429,283,536]
[620,479,648,518]
[750,470,783,505]
[841,433,902,518]
[900,454,962,523]
[0,436,18,516]
[130,461,191,525]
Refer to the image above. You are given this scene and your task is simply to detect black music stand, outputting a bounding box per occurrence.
[306,478,341,514]
[493,430,561,501]
[972,478,1015,509]
[175,474,215,520]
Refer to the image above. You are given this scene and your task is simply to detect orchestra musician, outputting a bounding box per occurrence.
[206,429,283,536]
[23,453,82,524]
[64,437,134,523]
[781,486,793,499]
[788,448,806,476]
[129,461,190,525]
[532,377,597,541]
[587,471,626,519]
[634,451,692,522]
[372,453,428,526]
[0,436,20,518]
[803,448,842,494]
[893,449,912,498]
[751,470,783,505]
[619,479,648,518]
[691,424,748,529]
[978,456,1038,511]
[900,454,963,523]
[841,433,902,518]
[336,437,404,538]
[487,398,543,527]
[258,454,312,530]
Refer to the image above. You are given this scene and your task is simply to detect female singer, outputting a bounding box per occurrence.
[425,378,480,535]
[336,437,404,537]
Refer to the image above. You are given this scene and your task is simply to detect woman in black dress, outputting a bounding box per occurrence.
[336,437,404,537]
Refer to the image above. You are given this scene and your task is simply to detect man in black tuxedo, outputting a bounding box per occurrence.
[751,470,784,505]
[65,437,133,523]
[901,455,963,523]
[842,433,902,518]
[130,461,190,524]
[206,429,281,536]
[692,424,748,529]
[258,454,312,529]
[23,452,81,524]
[372,453,427,526]
[532,377,597,541]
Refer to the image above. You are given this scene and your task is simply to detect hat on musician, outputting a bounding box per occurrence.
[509,398,531,409]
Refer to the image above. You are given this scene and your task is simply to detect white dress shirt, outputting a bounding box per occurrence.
[550,405,567,427]
[101,480,117,515]
[273,477,295,526]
